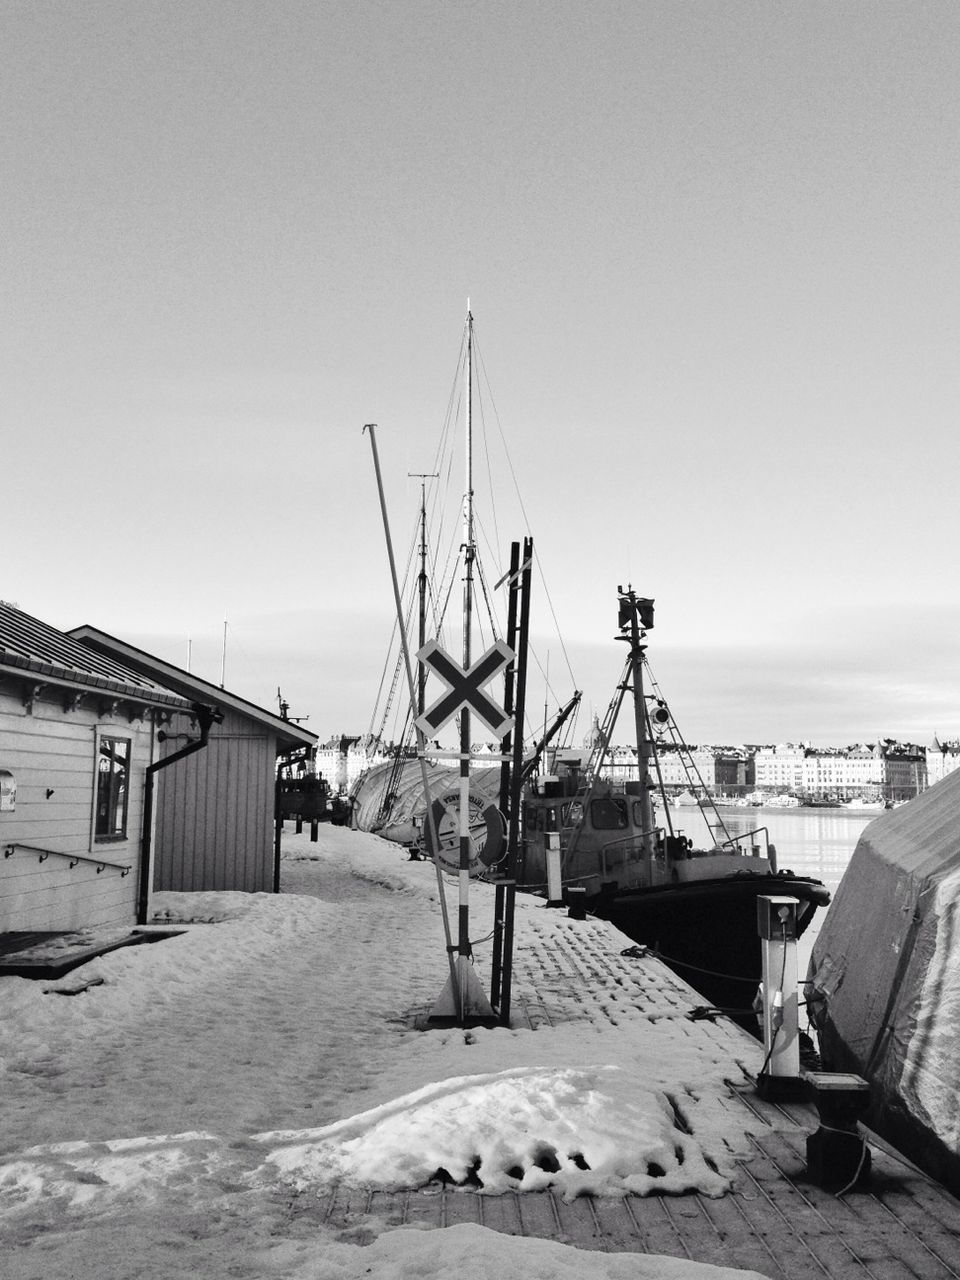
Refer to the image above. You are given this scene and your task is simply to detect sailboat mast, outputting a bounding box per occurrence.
[463,307,475,671]
[409,471,437,717]
[458,306,475,964]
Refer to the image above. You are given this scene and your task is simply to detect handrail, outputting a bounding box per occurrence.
[3,842,132,876]
[717,826,774,869]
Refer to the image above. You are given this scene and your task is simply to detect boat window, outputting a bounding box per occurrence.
[590,797,628,830]
[565,801,584,826]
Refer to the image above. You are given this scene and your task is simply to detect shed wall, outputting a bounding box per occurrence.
[0,687,153,931]
[154,706,275,893]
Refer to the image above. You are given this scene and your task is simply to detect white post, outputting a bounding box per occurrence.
[757,895,801,1096]
[546,832,562,906]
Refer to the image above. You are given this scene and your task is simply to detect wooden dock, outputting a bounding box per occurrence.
[339,904,960,1279]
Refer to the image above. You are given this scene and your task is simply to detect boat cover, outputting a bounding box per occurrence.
[351,759,501,845]
[806,770,960,1192]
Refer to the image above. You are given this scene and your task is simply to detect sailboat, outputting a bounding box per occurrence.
[352,307,514,861]
[355,309,829,1025]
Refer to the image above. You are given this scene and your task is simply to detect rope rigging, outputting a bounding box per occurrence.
[366,314,581,770]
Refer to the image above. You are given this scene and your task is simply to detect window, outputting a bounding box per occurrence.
[590,797,628,830]
[96,736,130,840]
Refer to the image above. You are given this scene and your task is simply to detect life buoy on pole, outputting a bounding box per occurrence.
[422,789,506,876]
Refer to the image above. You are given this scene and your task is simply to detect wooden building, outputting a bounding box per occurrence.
[0,603,194,936]
[69,626,317,898]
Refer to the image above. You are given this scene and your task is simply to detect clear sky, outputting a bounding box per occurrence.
[5,2,960,748]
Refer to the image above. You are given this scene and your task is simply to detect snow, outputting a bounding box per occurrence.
[0,825,769,1279]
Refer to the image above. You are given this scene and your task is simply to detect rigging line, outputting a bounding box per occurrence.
[370,484,434,742]
[645,658,734,846]
[471,344,503,559]
[377,591,419,744]
[472,341,578,692]
[367,608,402,741]
[429,323,468,481]
[472,555,502,653]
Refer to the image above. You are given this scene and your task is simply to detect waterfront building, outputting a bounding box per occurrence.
[715,748,749,794]
[880,740,927,801]
[753,744,806,795]
[926,737,960,787]
[316,735,391,794]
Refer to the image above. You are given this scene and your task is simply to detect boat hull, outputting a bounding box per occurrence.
[590,872,830,1029]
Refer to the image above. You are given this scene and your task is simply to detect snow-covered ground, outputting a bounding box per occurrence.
[1,825,769,1279]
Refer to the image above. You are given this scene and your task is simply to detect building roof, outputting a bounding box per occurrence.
[69,625,317,751]
[0,603,192,709]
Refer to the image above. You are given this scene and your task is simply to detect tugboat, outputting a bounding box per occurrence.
[518,588,830,1022]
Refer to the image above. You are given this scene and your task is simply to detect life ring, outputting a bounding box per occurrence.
[423,790,506,876]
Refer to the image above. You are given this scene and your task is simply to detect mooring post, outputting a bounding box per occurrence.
[804,1071,872,1191]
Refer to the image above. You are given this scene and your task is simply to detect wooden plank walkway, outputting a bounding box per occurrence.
[306,1085,960,1279]
[352,904,960,1278]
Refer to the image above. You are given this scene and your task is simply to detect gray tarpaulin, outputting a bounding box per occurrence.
[350,759,501,847]
[807,769,960,1193]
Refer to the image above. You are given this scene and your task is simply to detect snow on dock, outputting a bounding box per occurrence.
[2,825,960,1279]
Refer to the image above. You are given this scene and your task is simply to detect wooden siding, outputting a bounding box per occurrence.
[0,687,154,932]
[153,706,276,893]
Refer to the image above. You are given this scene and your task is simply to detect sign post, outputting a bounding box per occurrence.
[416,638,514,1025]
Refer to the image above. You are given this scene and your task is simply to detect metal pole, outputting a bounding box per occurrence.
[491,540,520,1006]
[626,592,656,861]
[408,472,437,717]
[364,424,458,996]
[500,536,532,1026]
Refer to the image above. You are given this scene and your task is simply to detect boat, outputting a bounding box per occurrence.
[671,790,699,807]
[806,773,960,1196]
[357,309,829,1027]
[515,587,830,1024]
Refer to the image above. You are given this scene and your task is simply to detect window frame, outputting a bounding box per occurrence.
[94,732,132,843]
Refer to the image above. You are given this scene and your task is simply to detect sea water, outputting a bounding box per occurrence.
[672,805,874,980]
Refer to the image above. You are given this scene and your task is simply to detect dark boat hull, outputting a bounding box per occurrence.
[590,872,830,1028]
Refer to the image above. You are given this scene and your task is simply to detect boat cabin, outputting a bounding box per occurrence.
[521,750,774,900]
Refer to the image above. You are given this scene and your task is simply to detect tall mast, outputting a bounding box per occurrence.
[619,587,656,859]
[409,471,437,717]
[458,306,475,967]
[463,305,475,671]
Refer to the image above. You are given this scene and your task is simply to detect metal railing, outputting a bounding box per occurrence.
[3,842,132,876]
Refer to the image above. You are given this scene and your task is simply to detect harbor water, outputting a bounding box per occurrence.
[670,804,875,981]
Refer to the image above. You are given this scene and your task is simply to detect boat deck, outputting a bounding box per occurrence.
[336,909,960,1279]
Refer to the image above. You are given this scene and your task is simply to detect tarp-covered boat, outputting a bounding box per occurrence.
[806,769,960,1194]
[351,759,502,867]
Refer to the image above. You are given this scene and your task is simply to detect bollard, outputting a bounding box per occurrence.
[804,1072,871,1191]
[296,815,303,834]
[567,885,587,920]
[310,818,318,842]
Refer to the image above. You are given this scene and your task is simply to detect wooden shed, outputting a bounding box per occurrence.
[0,603,194,937]
[69,626,317,898]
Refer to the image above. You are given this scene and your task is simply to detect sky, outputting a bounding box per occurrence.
[5,2,960,748]
[1,823,772,1278]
